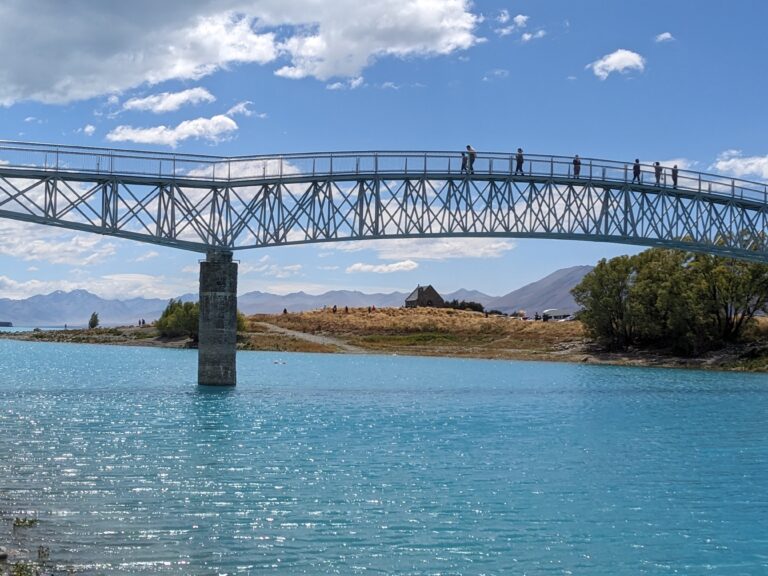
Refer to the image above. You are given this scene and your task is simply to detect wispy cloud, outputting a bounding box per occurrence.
[326,76,365,90]
[521,30,546,43]
[331,238,516,261]
[482,68,509,82]
[226,101,255,116]
[134,250,159,262]
[587,48,645,80]
[0,221,116,266]
[122,87,216,113]
[346,260,419,274]
[495,13,528,36]
[655,32,675,43]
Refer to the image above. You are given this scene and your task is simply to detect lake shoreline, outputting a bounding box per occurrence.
[2,308,768,372]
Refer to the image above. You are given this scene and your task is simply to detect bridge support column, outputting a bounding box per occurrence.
[198,250,238,386]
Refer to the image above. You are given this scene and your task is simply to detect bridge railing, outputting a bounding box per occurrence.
[1,140,766,205]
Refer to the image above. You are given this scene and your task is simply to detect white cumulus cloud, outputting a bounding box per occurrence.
[106,114,238,147]
[346,260,419,274]
[513,14,529,27]
[0,1,479,105]
[587,48,645,80]
[710,150,768,180]
[655,32,675,43]
[122,87,216,113]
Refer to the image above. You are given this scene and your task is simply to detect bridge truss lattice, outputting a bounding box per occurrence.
[1,141,767,261]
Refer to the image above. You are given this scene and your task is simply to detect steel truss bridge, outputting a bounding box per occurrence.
[1,141,768,261]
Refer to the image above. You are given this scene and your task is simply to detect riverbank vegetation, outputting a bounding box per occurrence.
[573,248,768,355]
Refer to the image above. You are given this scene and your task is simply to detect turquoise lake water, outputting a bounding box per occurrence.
[1,339,767,575]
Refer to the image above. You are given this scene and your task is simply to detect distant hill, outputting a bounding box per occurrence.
[486,265,593,315]
[238,289,408,314]
[0,268,589,326]
[0,289,168,327]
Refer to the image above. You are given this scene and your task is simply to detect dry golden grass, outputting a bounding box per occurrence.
[249,307,585,360]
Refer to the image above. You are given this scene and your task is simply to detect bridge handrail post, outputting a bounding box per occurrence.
[490,157,493,174]
[550,157,553,177]
[356,156,360,175]
[375,153,378,175]
[423,153,426,174]
[698,173,701,193]
[405,156,408,174]
[280,156,283,179]
[589,160,593,180]
[330,154,333,176]
[312,158,316,177]
[624,164,627,182]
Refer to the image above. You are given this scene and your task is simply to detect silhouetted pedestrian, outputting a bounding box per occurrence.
[632,159,641,183]
[654,162,662,186]
[515,148,524,175]
[460,152,467,174]
[671,164,679,188]
[573,154,581,178]
[282,307,288,315]
[466,145,476,174]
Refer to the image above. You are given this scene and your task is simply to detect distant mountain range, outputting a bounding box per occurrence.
[0,266,592,327]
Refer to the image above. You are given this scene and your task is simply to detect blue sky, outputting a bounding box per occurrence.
[1,1,767,300]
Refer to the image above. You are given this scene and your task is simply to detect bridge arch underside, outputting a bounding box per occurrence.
[1,170,767,262]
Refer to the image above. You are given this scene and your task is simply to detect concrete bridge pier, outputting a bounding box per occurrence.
[198,250,238,386]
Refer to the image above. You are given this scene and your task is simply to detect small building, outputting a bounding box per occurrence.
[405,285,444,308]
[542,308,572,321]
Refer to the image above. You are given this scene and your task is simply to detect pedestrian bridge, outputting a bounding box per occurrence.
[1,140,767,261]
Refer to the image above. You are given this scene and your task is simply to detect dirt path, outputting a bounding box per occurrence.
[253,322,366,353]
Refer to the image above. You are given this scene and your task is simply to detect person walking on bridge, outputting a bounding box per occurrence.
[573,154,581,178]
[654,162,662,186]
[632,159,641,183]
[515,148,524,175]
[671,164,679,188]
[466,145,476,174]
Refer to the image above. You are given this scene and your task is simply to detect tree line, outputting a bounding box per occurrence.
[571,248,768,355]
